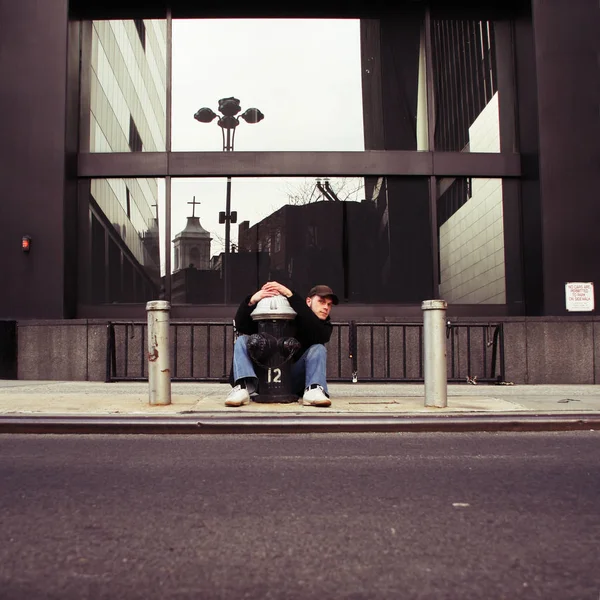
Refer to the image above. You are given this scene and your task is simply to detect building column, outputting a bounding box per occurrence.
[0,0,72,318]
[532,0,600,315]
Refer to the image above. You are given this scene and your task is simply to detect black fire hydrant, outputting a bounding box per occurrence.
[246,295,301,403]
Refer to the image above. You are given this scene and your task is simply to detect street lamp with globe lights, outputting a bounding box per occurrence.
[194,97,264,303]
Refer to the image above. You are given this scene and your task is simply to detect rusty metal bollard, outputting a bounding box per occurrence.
[146,300,171,405]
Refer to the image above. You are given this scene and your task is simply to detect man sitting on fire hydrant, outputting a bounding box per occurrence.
[225,281,338,407]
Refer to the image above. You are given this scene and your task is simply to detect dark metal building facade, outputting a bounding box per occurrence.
[1,0,599,382]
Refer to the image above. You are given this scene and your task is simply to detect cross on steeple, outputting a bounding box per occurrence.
[188,196,201,218]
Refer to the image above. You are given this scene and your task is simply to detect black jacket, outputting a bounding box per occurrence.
[234,291,333,361]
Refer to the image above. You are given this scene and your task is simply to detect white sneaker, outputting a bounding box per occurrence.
[225,384,250,407]
[301,384,331,407]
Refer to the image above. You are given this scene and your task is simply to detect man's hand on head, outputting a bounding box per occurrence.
[261,281,292,298]
[249,287,279,306]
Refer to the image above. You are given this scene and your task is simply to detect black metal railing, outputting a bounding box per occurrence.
[106,320,505,384]
[446,321,505,384]
[106,321,235,383]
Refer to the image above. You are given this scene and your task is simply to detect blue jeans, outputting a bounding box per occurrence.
[232,335,328,395]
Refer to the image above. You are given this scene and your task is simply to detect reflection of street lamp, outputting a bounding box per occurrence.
[194,97,264,302]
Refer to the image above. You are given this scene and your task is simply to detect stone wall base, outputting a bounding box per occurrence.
[13,317,600,384]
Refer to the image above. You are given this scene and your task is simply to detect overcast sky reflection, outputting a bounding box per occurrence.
[171,18,365,152]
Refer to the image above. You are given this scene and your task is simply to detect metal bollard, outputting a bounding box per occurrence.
[146,300,171,406]
[422,299,448,408]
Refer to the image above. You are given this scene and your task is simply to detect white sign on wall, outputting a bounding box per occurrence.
[565,282,595,312]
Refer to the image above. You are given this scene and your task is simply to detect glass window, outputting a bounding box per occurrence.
[77,13,519,310]
[438,177,506,303]
[82,178,164,304]
[362,11,430,151]
[172,19,365,152]
[89,19,167,152]
[430,18,511,153]
[168,176,432,305]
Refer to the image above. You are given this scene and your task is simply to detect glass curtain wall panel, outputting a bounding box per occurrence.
[430,16,515,153]
[171,19,364,152]
[88,19,167,153]
[361,7,430,151]
[81,178,165,304]
[168,176,432,305]
[438,177,506,304]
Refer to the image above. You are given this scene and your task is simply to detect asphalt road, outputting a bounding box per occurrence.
[0,432,598,599]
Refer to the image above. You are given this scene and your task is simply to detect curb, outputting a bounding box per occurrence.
[1,413,599,434]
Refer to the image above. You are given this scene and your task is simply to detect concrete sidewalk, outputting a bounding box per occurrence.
[1,380,600,417]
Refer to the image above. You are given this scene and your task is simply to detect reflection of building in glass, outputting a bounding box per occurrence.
[431,20,498,152]
[431,19,505,304]
[86,19,166,303]
[362,16,506,304]
[170,207,221,304]
[172,215,212,271]
[438,94,506,303]
[171,247,270,305]
[237,200,379,302]
[439,177,506,304]
[361,15,437,304]
[170,267,223,305]
[364,176,433,303]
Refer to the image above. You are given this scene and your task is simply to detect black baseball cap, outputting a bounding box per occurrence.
[308,285,339,305]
